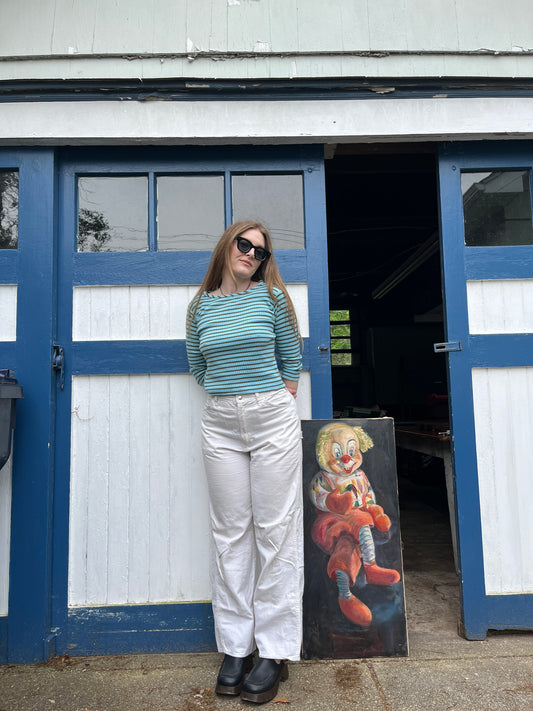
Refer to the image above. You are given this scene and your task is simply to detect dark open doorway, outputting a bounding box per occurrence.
[324,145,456,606]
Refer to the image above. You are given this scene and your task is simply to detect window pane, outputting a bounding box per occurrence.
[462,170,533,246]
[77,176,148,252]
[232,174,305,249]
[157,175,225,251]
[332,353,352,366]
[330,309,349,321]
[0,171,18,249]
[331,338,351,350]
[331,324,350,337]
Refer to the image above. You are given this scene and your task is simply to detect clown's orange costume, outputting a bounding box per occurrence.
[309,423,400,627]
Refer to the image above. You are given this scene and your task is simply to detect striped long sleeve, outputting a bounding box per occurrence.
[186,282,301,395]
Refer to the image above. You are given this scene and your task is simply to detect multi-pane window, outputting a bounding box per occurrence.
[76,173,305,252]
[330,309,352,366]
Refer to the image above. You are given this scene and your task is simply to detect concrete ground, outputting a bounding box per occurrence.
[1,489,532,711]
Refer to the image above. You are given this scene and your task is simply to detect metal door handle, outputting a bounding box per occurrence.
[52,345,65,390]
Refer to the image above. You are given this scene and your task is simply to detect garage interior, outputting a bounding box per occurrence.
[324,144,458,639]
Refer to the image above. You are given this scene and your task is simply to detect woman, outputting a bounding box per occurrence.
[186,220,303,704]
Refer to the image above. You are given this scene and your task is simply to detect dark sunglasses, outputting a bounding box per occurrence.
[234,236,271,262]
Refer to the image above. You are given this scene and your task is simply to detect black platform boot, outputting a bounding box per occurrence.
[240,658,288,704]
[215,653,255,696]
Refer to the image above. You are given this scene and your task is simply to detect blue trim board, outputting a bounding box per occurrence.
[64,603,216,657]
[465,247,533,280]
[438,148,492,640]
[486,594,533,630]
[0,617,6,664]
[469,334,533,367]
[0,252,17,283]
[7,149,57,663]
[71,339,310,375]
[72,250,308,285]
[0,343,16,366]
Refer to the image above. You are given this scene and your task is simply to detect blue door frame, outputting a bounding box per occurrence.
[1,145,332,662]
[0,149,57,663]
[438,142,533,640]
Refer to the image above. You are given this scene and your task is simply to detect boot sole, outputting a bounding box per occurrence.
[240,662,288,704]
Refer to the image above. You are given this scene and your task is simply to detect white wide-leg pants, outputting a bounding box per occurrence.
[201,388,304,661]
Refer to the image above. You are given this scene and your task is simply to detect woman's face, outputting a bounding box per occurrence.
[229,227,266,281]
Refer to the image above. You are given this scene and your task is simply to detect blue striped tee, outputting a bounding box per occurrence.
[186,281,302,395]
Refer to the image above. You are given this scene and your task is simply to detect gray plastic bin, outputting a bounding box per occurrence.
[0,370,23,471]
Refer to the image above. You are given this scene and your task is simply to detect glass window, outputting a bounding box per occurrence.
[156,175,225,250]
[462,170,533,246]
[0,170,18,249]
[77,176,148,252]
[232,174,305,249]
[330,309,352,366]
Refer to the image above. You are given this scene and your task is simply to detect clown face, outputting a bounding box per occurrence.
[325,426,363,477]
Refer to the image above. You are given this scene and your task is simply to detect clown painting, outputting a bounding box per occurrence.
[302,419,407,659]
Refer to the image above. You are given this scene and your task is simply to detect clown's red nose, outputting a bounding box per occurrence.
[340,454,351,463]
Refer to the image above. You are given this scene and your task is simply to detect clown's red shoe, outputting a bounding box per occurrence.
[339,595,372,627]
[363,562,400,586]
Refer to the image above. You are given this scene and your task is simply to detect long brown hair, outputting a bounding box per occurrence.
[187,220,299,335]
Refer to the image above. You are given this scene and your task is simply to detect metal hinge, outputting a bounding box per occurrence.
[433,341,462,353]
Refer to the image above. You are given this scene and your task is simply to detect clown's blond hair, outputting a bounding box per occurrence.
[316,422,374,469]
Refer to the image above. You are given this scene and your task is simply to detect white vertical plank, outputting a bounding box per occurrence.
[89,287,111,341]
[127,375,151,603]
[85,376,110,604]
[109,286,132,340]
[148,286,170,339]
[69,377,91,604]
[186,378,211,598]
[148,374,171,601]
[472,367,533,594]
[107,376,131,604]
[72,287,91,341]
[0,285,17,342]
[0,455,12,615]
[129,286,150,341]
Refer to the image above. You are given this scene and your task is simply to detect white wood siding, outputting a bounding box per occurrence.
[0,286,17,342]
[69,373,210,605]
[472,367,533,595]
[0,455,12,615]
[68,370,311,606]
[72,284,310,340]
[2,1,533,80]
[467,280,533,334]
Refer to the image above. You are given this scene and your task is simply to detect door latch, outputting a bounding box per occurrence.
[52,345,65,390]
[433,341,462,353]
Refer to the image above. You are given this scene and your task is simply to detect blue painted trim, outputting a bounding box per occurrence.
[438,147,489,640]
[72,341,188,374]
[6,149,57,663]
[64,603,216,657]
[301,158,332,418]
[465,247,533,279]
[71,250,308,285]
[486,594,533,629]
[0,252,17,283]
[469,334,533,367]
[0,343,16,365]
[0,617,6,664]
[71,339,310,375]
